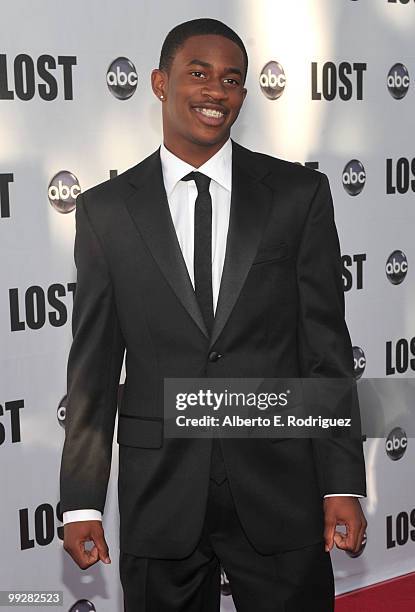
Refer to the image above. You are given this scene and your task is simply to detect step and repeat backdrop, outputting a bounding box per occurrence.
[1,0,414,610]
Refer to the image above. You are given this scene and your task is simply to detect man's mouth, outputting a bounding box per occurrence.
[194,107,225,118]
[192,106,227,126]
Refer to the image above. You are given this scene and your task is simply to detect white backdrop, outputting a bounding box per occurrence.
[1,1,415,610]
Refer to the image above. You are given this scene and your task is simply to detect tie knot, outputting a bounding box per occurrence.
[182,171,211,194]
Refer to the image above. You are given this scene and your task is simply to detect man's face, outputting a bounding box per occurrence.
[154,34,247,154]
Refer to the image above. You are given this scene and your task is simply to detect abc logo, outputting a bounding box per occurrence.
[69,601,96,612]
[347,531,367,558]
[353,346,366,379]
[342,160,366,196]
[259,61,286,100]
[387,63,410,100]
[57,395,67,428]
[48,171,81,213]
[107,57,138,100]
[386,250,408,285]
[385,427,407,461]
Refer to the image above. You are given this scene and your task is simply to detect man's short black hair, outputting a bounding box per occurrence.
[159,18,248,82]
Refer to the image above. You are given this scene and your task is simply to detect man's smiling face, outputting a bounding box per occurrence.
[152,34,247,164]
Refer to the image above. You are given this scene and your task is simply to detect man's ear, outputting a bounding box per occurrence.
[151,68,168,101]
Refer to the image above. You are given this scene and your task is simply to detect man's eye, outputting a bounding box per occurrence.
[224,78,239,86]
[190,71,206,78]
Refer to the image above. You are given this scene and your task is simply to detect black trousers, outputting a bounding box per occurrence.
[119,441,334,611]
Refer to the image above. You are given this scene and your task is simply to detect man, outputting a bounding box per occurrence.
[60,18,367,612]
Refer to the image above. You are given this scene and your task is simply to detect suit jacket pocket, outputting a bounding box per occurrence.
[117,414,163,448]
[268,436,291,443]
[252,242,292,265]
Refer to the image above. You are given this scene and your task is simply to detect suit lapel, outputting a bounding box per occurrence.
[125,149,209,338]
[124,143,274,347]
[209,142,273,349]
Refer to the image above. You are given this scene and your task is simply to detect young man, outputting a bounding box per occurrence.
[60,18,367,612]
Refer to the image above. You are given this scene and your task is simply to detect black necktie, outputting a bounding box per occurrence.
[182,171,226,484]
[182,172,214,335]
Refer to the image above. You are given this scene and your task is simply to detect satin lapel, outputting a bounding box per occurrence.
[125,149,209,339]
[209,144,273,349]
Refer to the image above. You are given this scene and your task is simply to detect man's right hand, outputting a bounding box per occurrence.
[63,521,111,569]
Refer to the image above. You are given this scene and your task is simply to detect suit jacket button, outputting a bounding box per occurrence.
[208,351,222,363]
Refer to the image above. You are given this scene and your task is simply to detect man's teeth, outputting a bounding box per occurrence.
[195,107,224,118]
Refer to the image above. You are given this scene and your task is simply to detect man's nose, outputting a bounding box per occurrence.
[201,79,228,101]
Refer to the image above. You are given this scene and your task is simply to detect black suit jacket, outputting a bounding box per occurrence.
[60,141,366,559]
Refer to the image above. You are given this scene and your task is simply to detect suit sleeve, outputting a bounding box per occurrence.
[60,193,125,514]
[296,173,366,496]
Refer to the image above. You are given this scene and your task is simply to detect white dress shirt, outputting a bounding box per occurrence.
[63,139,359,526]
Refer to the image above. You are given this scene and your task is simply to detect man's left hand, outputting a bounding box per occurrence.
[323,497,367,554]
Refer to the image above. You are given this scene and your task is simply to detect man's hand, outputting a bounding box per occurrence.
[323,497,367,554]
[63,521,111,570]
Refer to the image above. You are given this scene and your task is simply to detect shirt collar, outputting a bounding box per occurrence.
[160,138,232,197]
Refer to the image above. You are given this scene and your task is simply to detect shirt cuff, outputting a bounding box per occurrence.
[63,509,103,524]
[323,494,364,498]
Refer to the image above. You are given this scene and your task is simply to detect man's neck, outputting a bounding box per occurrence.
[162,138,230,168]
